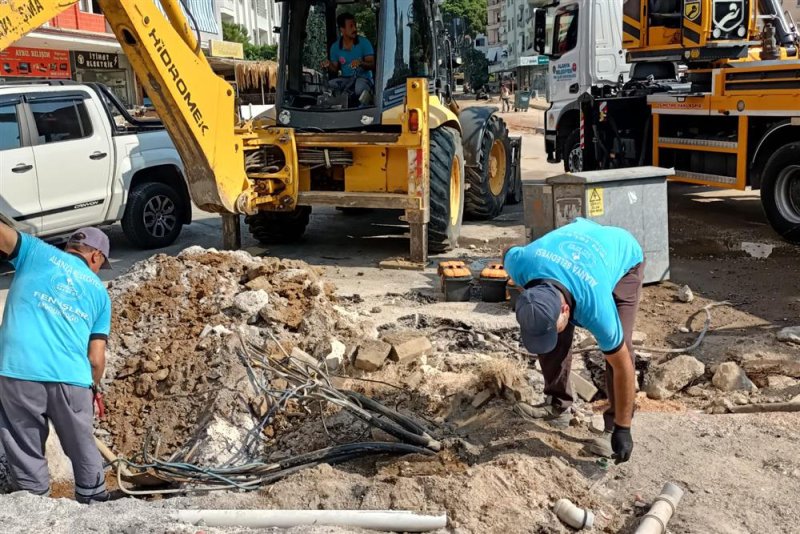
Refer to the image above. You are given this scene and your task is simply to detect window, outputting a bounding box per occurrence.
[0,104,21,151]
[553,6,579,55]
[382,0,435,90]
[30,99,93,144]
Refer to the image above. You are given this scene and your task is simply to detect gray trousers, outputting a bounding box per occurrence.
[0,376,107,501]
[328,77,372,96]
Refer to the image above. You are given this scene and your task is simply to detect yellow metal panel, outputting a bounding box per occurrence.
[622,14,642,48]
[652,114,660,167]
[0,1,78,50]
[386,148,410,194]
[383,95,459,132]
[735,115,748,190]
[344,147,388,193]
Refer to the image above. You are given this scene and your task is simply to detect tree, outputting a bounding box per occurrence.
[462,46,488,89]
[440,0,487,36]
[222,21,278,61]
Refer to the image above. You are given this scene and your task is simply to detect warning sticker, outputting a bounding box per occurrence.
[588,188,604,217]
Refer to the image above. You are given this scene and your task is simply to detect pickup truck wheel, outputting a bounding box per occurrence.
[246,207,311,244]
[564,129,583,173]
[464,115,510,220]
[761,142,800,243]
[122,182,184,249]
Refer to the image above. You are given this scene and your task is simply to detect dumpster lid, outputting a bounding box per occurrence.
[546,166,674,185]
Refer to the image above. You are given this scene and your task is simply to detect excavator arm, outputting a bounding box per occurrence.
[0,0,251,215]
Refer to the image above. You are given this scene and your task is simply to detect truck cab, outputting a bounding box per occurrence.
[534,0,630,171]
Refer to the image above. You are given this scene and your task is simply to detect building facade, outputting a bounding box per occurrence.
[219,0,281,47]
[492,0,547,94]
[2,1,222,106]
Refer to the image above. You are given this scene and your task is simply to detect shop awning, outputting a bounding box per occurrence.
[154,0,219,35]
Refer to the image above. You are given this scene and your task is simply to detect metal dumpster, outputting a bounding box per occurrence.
[514,91,531,111]
[522,166,673,284]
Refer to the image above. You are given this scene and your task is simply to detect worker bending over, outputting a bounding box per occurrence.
[0,222,111,502]
[322,12,375,99]
[504,218,643,464]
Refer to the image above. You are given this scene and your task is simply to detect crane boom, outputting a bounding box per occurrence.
[1,0,252,215]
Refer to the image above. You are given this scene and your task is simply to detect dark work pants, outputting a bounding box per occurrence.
[0,376,107,501]
[536,262,644,431]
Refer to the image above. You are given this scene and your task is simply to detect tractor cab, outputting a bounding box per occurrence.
[276,0,455,130]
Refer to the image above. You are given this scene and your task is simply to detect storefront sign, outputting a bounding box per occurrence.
[75,51,120,70]
[518,55,549,67]
[0,46,71,79]
[209,40,244,59]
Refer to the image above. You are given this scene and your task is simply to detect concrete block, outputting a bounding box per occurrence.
[472,389,494,409]
[382,332,433,363]
[354,339,391,372]
[325,339,346,372]
[570,371,598,401]
[290,347,318,368]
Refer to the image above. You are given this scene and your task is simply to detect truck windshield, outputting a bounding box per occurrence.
[553,6,579,55]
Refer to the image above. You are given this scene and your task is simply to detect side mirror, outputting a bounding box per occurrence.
[273,26,281,34]
[533,9,547,55]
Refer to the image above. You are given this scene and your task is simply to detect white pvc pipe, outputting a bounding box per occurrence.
[174,509,447,532]
[553,499,595,530]
[635,482,685,534]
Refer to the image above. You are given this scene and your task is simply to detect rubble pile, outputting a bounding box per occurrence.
[101,247,374,463]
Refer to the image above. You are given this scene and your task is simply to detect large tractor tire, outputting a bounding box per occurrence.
[245,206,311,244]
[760,142,800,243]
[465,115,511,219]
[428,126,465,253]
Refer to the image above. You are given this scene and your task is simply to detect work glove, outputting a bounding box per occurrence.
[92,386,105,420]
[611,425,633,464]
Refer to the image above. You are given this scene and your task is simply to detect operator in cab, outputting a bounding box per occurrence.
[504,218,644,464]
[321,12,375,99]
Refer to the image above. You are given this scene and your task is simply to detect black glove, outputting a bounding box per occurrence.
[611,425,633,464]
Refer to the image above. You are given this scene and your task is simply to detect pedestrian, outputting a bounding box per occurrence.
[0,222,112,502]
[503,218,643,464]
[501,83,511,112]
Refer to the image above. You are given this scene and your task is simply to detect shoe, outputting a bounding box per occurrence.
[514,402,571,428]
[76,491,110,505]
[588,431,613,457]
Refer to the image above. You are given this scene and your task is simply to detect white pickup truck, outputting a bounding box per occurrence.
[0,80,191,248]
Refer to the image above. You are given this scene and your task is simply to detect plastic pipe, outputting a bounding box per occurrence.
[553,499,595,530]
[174,509,447,532]
[635,482,685,534]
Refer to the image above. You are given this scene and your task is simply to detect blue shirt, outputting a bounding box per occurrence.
[329,36,374,79]
[0,233,111,388]
[505,218,643,352]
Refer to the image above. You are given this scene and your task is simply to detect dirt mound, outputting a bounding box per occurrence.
[101,247,372,462]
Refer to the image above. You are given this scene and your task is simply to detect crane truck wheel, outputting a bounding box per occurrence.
[464,115,511,220]
[245,206,312,244]
[760,142,800,243]
[122,182,185,249]
[428,126,465,253]
[563,128,583,173]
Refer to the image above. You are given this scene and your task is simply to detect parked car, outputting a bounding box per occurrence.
[0,80,191,248]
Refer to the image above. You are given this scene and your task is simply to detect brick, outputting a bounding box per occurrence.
[354,339,391,372]
[570,371,598,402]
[382,332,432,363]
[471,389,494,408]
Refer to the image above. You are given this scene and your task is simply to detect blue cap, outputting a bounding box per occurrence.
[515,283,562,354]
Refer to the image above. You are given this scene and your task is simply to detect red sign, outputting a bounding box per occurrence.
[0,47,71,79]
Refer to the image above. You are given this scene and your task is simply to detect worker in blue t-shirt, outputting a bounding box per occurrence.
[0,221,112,503]
[504,218,644,464]
[321,12,375,100]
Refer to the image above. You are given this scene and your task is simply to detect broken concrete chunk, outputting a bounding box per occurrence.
[632,331,648,346]
[777,326,800,344]
[741,242,774,259]
[290,347,318,368]
[244,275,273,292]
[324,339,346,372]
[233,289,270,315]
[354,339,391,372]
[153,368,170,382]
[471,389,494,408]
[382,332,433,363]
[140,360,159,373]
[645,355,705,400]
[570,371,599,401]
[677,285,694,303]
[767,375,800,389]
[712,362,758,392]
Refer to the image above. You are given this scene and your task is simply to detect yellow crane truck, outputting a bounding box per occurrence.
[1,0,521,263]
[534,0,800,242]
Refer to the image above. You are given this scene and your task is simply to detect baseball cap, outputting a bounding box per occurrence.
[68,227,112,269]
[515,283,563,354]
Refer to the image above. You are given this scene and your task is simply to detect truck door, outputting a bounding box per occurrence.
[0,96,42,234]
[547,5,582,106]
[27,91,112,234]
